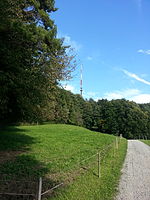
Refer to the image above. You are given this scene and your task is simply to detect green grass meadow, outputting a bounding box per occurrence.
[0,124,127,200]
[141,140,150,146]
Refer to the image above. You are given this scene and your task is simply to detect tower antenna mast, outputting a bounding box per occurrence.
[80,64,83,96]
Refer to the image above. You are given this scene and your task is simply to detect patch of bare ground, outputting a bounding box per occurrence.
[0,151,24,164]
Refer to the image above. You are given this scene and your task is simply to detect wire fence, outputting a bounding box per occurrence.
[0,178,38,200]
[0,137,121,200]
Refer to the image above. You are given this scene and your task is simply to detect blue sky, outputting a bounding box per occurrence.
[53,0,150,103]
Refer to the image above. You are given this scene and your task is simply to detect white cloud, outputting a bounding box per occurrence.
[102,89,150,103]
[86,92,97,96]
[63,84,76,93]
[130,94,150,104]
[104,89,140,100]
[122,69,150,85]
[84,91,97,99]
[83,91,102,101]
[64,35,82,51]
[62,84,150,104]
[138,49,144,53]
[138,49,150,55]
[58,33,82,52]
[104,92,122,100]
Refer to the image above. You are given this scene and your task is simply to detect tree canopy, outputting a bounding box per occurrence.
[0,0,75,123]
[52,91,150,139]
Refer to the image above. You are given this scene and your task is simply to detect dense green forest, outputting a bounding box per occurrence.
[0,0,150,139]
[42,88,150,140]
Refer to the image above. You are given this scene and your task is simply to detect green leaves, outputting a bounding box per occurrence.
[0,0,75,124]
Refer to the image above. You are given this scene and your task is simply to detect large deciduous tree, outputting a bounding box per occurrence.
[0,0,75,123]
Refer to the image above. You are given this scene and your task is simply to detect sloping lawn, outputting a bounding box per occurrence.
[0,124,127,200]
[141,140,150,146]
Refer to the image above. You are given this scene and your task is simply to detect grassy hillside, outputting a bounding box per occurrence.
[141,140,150,146]
[0,124,127,200]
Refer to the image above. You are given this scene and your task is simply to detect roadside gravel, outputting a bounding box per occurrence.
[116,140,150,200]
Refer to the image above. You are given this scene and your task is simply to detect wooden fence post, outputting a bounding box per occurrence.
[113,141,115,157]
[38,177,42,200]
[116,137,118,149]
[98,153,100,178]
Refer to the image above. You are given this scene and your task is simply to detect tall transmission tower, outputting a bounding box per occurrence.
[80,65,83,96]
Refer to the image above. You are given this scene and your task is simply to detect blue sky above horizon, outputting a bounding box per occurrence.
[53,0,150,103]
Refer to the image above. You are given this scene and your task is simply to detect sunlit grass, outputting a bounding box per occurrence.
[50,137,127,200]
[0,124,127,199]
[141,140,150,146]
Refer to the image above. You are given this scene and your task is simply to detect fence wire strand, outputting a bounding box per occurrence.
[0,138,120,200]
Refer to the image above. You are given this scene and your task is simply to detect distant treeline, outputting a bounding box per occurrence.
[46,88,150,139]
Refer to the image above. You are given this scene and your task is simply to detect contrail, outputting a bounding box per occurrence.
[122,69,150,85]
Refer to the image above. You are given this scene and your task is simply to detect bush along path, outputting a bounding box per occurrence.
[116,140,150,200]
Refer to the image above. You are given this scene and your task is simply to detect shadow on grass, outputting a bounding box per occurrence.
[0,126,35,151]
[0,155,60,199]
[0,154,49,179]
[0,126,60,199]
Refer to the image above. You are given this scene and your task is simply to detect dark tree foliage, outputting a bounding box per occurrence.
[139,103,150,113]
[53,88,84,126]
[0,0,75,124]
[52,89,150,139]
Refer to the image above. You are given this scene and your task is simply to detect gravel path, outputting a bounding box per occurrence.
[116,140,150,200]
